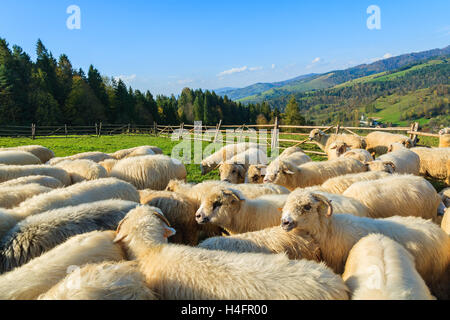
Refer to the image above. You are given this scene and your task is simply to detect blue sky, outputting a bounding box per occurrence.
[1,0,449,95]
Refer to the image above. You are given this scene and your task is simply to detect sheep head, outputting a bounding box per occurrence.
[245,165,267,184]
[401,138,414,149]
[195,187,245,227]
[219,163,246,184]
[263,159,296,185]
[439,128,450,135]
[365,161,395,174]
[165,179,191,192]
[328,141,349,159]
[309,129,325,142]
[281,190,333,233]
[114,205,176,258]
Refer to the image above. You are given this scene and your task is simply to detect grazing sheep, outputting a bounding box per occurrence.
[0,150,42,165]
[195,186,287,234]
[39,261,157,300]
[0,175,63,189]
[321,171,391,194]
[264,158,367,191]
[245,164,267,183]
[372,143,420,175]
[343,175,440,221]
[342,149,374,163]
[442,208,449,235]
[365,131,414,155]
[11,178,139,220]
[54,159,108,184]
[48,152,114,165]
[280,189,450,299]
[0,164,71,186]
[326,141,350,160]
[219,148,268,184]
[0,145,54,163]
[0,200,139,273]
[440,187,450,207]
[198,226,322,261]
[343,234,434,300]
[439,128,450,148]
[411,147,450,183]
[200,142,259,175]
[99,159,118,174]
[0,231,124,300]
[0,184,52,209]
[114,205,349,300]
[140,190,223,245]
[309,129,367,151]
[110,155,186,190]
[110,146,163,160]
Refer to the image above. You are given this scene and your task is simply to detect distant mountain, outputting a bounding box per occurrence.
[213,87,238,95]
[218,45,450,104]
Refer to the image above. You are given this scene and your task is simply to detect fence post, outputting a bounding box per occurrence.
[95,123,98,136]
[154,122,158,136]
[65,124,68,137]
[31,123,36,140]
[409,122,419,144]
[213,120,222,143]
[271,117,279,152]
[335,123,340,134]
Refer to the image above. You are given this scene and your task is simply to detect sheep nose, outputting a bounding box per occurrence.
[223,179,231,183]
[281,217,296,231]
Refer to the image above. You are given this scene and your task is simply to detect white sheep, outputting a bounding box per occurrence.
[195,186,287,234]
[110,155,187,190]
[370,142,420,175]
[0,145,54,163]
[442,208,449,235]
[410,147,450,184]
[0,183,52,209]
[365,131,414,155]
[11,178,140,220]
[245,164,267,183]
[99,159,118,174]
[278,147,312,166]
[48,152,114,165]
[110,146,163,160]
[439,128,450,148]
[113,205,350,300]
[200,142,259,175]
[38,261,157,300]
[0,175,63,189]
[264,157,367,191]
[310,190,371,217]
[0,150,42,165]
[342,149,374,163]
[343,175,440,221]
[343,234,434,300]
[440,187,450,207]
[0,200,139,274]
[219,148,268,184]
[0,231,124,300]
[54,159,108,184]
[0,164,71,186]
[321,171,391,194]
[309,129,367,151]
[280,189,450,299]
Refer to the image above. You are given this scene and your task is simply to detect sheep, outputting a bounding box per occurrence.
[219,148,268,184]
[342,234,434,300]
[447,159,450,185]
[198,226,322,261]
[0,164,71,186]
[195,186,287,234]
[411,147,450,183]
[0,209,19,241]
[110,155,187,190]
[0,231,124,300]
[0,150,42,165]
[114,205,350,300]
[245,164,267,183]
[439,128,450,148]
[54,159,108,184]
[280,188,450,299]
[99,159,118,174]
[48,152,114,165]
[309,190,370,217]
[326,141,350,160]
[0,175,63,189]
[365,131,414,155]
[140,190,223,245]
[365,160,396,174]
[0,145,54,163]
[309,129,367,151]
[367,143,421,175]
[38,261,157,300]
[440,187,450,207]
[11,178,140,220]
[343,175,440,221]
[0,183,52,209]
[264,158,367,191]
[200,142,259,175]
[342,149,374,163]
[0,200,139,274]
[278,147,312,166]
[441,208,450,235]
[110,146,163,160]
[321,171,391,194]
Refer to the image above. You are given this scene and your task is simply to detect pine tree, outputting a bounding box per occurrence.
[193,96,203,122]
[283,96,305,126]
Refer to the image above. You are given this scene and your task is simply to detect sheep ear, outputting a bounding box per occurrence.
[383,161,396,171]
[312,193,333,217]
[113,217,129,243]
[237,164,246,178]
[277,207,283,212]
[223,189,245,202]
[329,143,337,150]
[163,227,176,239]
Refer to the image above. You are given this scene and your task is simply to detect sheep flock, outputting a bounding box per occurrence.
[0,130,449,301]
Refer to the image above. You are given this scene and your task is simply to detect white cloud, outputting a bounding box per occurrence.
[312,57,321,64]
[217,66,248,77]
[271,64,276,69]
[369,53,394,63]
[176,79,194,85]
[114,74,137,84]
[249,66,263,71]
[383,53,393,59]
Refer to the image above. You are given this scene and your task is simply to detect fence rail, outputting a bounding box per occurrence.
[0,120,441,156]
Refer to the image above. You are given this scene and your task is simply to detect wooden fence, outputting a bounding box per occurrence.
[0,120,440,157]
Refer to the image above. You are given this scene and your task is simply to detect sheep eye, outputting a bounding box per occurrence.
[232,170,236,174]
[304,205,312,211]
[213,201,222,210]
